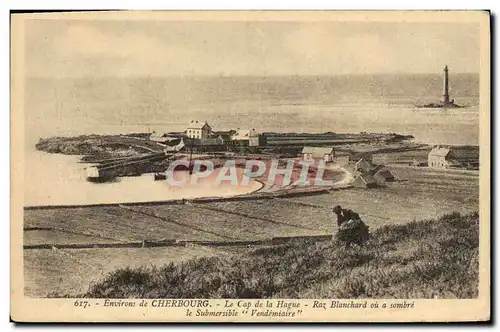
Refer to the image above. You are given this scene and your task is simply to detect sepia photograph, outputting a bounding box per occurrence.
[10,10,490,322]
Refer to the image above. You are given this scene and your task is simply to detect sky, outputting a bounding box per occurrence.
[23,19,480,77]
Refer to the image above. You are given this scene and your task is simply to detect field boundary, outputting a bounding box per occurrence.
[23,187,332,210]
[23,234,333,250]
[387,164,480,175]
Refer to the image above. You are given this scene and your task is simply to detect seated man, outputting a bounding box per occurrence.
[332,206,360,226]
[332,205,369,245]
[332,205,346,227]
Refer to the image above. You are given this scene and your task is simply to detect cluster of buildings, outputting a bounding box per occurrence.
[351,155,395,188]
[150,120,352,163]
[150,120,261,153]
[298,149,396,188]
[149,121,479,175]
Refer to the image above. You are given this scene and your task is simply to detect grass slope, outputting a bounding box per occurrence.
[80,212,479,299]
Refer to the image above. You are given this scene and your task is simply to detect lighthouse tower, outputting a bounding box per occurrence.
[417,65,461,108]
[442,65,451,106]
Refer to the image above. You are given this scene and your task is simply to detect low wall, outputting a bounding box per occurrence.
[24,186,331,210]
[273,188,330,198]
[387,164,480,175]
[23,234,332,250]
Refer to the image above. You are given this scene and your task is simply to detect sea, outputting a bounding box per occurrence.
[25,74,480,147]
[23,74,480,206]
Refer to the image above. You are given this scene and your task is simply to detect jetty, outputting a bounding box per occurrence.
[85,152,167,182]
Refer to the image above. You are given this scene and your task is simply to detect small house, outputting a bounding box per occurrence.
[428,147,451,169]
[353,173,378,188]
[302,146,335,163]
[229,128,251,150]
[232,128,251,143]
[186,120,212,139]
[355,158,372,173]
[249,129,264,147]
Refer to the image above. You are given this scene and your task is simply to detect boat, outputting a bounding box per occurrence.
[86,166,117,183]
[154,172,167,181]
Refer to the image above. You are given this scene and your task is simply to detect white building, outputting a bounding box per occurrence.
[232,128,251,142]
[249,129,262,147]
[186,120,212,139]
[428,147,451,169]
[301,146,335,163]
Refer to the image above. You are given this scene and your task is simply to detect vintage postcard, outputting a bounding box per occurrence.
[10,10,490,322]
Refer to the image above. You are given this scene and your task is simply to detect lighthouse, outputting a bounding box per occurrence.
[416,65,462,108]
[442,65,450,105]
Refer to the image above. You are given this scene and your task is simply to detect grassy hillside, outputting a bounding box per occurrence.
[79,212,479,299]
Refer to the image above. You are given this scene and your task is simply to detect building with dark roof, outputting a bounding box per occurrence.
[374,168,395,182]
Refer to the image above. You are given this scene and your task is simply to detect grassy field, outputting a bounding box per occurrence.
[286,166,478,230]
[24,166,477,246]
[24,245,243,297]
[24,206,218,242]
[24,165,479,297]
[131,204,313,240]
[79,212,479,299]
[197,199,333,234]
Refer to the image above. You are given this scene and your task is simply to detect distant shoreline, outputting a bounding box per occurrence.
[35,130,481,162]
[34,131,479,178]
[34,131,420,161]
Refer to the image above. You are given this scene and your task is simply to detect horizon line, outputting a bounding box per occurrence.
[26,72,480,79]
